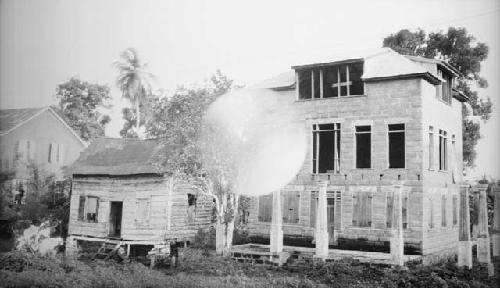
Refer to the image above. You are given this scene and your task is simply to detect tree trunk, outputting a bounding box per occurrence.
[135,101,141,138]
[215,193,239,256]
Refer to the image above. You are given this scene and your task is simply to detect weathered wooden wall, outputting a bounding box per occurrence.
[68,175,213,242]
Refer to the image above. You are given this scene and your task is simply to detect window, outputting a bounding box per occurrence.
[48,143,64,163]
[85,196,99,222]
[258,194,272,222]
[386,191,409,229]
[441,195,447,227]
[452,195,458,226]
[352,191,372,227]
[282,192,300,224]
[429,197,435,229]
[313,123,341,174]
[388,124,405,168]
[78,196,86,221]
[310,191,341,228]
[437,68,452,104]
[439,130,448,170]
[428,126,434,169]
[297,62,364,100]
[355,125,371,168]
[187,194,197,223]
[14,140,35,161]
[136,198,150,222]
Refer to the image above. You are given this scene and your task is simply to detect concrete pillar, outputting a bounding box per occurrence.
[315,180,330,259]
[476,184,491,264]
[65,236,78,258]
[458,185,473,269]
[492,184,500,257]
[390,184,404,266]
[270,190,283,253]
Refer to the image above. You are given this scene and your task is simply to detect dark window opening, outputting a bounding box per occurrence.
[298,62,364,99]
[187,193,197,223]
[85,196,98,223]
[298,70,312,99]
[313,123,341,174]
[78,196,85,221]
[429,126,434,169]
[355,125,371,168]
[388,124,405,168]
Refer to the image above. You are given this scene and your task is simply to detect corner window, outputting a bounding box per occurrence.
[437,68,452,104]
[355,125,371,168]
[297,62,364,100]
[388,124,405,168]
[313,123,341,174]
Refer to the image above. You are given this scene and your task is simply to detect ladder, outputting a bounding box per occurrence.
[94,239,124,260]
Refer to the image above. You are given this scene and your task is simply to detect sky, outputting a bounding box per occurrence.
[0,0,499,179]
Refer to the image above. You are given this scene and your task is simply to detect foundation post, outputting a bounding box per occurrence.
[492,183,500,257]
[270,190,283,253]
[458,184,473,269]
[390,183,404,266]
[315,180,330,259]
[476,184,491,264]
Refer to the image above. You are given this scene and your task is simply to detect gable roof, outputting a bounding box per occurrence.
[70,137,165,176]
[0,106,87,146]
[0,107,46,134]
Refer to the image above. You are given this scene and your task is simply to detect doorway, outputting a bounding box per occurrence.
[109,202,123,238]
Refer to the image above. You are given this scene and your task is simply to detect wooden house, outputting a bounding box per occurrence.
[244,48,467,259]
[66,137,213,255]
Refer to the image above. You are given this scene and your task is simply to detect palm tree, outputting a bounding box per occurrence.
[114,48,153,138]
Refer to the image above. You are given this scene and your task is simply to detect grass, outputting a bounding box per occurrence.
[0,248,498,287]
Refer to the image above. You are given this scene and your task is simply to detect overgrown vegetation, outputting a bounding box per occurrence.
[0,249,498,287]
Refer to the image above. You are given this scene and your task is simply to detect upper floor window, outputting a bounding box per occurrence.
[439,129,448,171]
[313,123,341,174]
[388,124,405,168]
[355,125,371,168]
[297,62,364,100]
[437,68,453,105]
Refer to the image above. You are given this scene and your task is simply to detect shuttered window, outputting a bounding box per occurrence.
[387,191,409,229]
[352,191,372,227]
[78,196,86,221]
[136,198,150,223]
[258,194,272,222]
[429,197,435,229]
[452,195,458,226]
[282,192,300,224]
[441,195,447,227]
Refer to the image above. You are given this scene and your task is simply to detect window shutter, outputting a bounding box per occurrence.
[386,191,394,228]
[367,193,373,227]
[48,143,53,163]
[28,140,36,161]
[402,194,408,229]
[352,193,359,226]
[14,141,20,161]
[78,196,85,220]
[57,144,65,164]
[95,199,99,222]
[310,192,317,227]
[258,194,272,222]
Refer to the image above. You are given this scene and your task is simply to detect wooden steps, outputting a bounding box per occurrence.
[94,239,125,260]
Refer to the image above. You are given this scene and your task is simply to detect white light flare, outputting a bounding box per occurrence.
[203,88,307,197]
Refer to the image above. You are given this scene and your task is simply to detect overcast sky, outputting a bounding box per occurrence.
[0,0,498,179]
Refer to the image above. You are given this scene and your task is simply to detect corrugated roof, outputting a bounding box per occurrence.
[0,107,46,134]
[70,137,165,176]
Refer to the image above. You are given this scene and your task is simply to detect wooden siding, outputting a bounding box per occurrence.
[68,176,213,242]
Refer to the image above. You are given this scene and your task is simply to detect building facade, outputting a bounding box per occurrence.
[245,48,466,257]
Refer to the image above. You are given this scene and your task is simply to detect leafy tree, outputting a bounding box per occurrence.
[383,27,492,168]
[115,48,154,138]
[55,78,112,141]
[150,70,240,255]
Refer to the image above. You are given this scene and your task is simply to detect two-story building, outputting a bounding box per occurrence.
[244,48,467,258]
[0,106,87,199]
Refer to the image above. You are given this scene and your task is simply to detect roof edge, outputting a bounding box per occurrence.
[363,72,440,85]
[0,107,47,136]
[47,107,88,147]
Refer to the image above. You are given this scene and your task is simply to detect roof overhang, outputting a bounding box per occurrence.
[291,58,363,70]
[452,88,469,102]
[363,72,441,85]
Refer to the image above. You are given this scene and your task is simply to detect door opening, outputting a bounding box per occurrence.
[109,201,123,238]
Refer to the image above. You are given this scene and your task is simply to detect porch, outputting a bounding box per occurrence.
[231,243,422,266]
